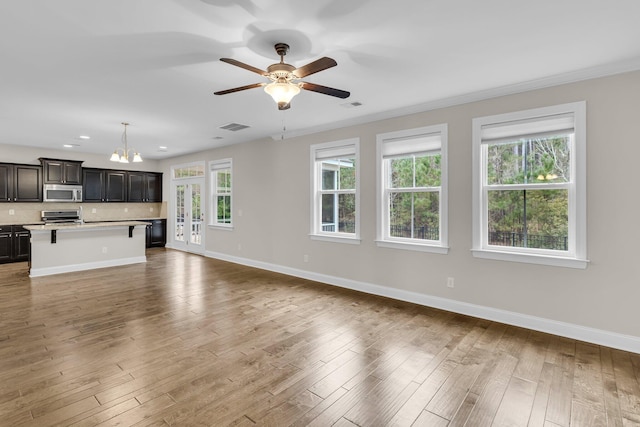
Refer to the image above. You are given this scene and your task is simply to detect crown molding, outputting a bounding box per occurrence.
[273,57,640,141]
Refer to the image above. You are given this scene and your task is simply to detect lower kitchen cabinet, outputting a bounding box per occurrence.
[0,225,30,263]
[146,219,166,248]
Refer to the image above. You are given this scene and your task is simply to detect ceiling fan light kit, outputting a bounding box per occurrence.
[215,43,349,110]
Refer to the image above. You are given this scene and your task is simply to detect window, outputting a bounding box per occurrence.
[210,158,232,228]
[172,163,204,178]
[376,124,448,253]
[310,139,360,243]
[472,102,587,268]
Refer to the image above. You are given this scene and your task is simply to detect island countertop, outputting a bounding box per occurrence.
[27,220,150,277]
[24,220,151,231]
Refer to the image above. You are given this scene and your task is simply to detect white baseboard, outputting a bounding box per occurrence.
[29,256,147,278]
[205,250,640,354]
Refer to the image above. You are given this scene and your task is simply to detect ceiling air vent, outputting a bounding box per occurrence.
[219,122,250,132]
[341,101,363,108]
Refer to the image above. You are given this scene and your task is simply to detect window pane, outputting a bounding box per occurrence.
[217,195,231,223]
[389,192,412,236]
[339,158,356,190]
[217,170,231,193]
[487,189,568,250]
[414,192,440,240]
[175,184,185,241]
[415,154,441,187]
[174,164,205,178]
[321,193,356,233]
[321,193,335,231]
[390,157,413,188]
[322,166,336,190]
[338,193,356,233]
[389,191,439,240]
[487,135,571,185]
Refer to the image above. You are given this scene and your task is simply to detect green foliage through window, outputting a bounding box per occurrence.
[387,153,441,241]
[485,135,570,251]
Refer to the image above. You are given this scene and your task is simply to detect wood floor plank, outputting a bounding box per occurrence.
[492,376,537,426]
[0,249,638,426]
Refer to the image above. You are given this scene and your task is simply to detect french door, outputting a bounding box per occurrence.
[172,178,204,253]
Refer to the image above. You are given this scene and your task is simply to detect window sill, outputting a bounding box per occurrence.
[208,224,234,231]
[376,240,449,254]
[471,248,589,269]
[310,234,361,245]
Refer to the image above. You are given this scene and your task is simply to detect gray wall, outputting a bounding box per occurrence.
[162,71,640,348]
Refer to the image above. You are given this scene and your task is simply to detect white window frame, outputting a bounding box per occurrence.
[376,124,448,254]
[209,158,233,229]
[472,101,588,269]
[310,138,360,244]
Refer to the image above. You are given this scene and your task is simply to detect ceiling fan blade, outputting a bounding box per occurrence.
[220,58,268,76]
[300,82,350,99]
[214,83,265,95]
[293,57,337,78]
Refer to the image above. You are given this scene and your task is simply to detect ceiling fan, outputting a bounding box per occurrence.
[214,43,350,110]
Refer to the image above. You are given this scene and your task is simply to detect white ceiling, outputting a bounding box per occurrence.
[2,0,640,160]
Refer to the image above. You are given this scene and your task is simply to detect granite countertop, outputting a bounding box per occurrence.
[24,220,151,231]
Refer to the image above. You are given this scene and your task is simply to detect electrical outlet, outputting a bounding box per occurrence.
[238,209,243,217]
[91,208,97,213]
[303,254,309,263]
[102,246,108,254]
[447,277,455,288]
[149,207,154,212]
[237,243,242,251]
[8,209,15,215]
[124,207,128,213]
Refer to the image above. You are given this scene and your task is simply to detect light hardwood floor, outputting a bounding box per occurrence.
[1,248,639,426]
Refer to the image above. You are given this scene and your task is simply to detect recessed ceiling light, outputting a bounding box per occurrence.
[64,144,79,148]
[158,146,168,152]
[78,135,90,140]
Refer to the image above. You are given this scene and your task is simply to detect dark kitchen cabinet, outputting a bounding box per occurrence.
[0,225,11,262]
[0,163,42,202]
[83,169,127,202]
[82,168,105,202]
[15,165,42,201]
[12,226,30,262]
[40,158,83,184]
[0,225,30,264]
[0,164,11,202]
[128,172,162,202]
[145,219,166,248]
[105,171,127,202]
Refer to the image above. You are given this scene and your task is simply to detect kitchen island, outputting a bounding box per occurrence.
[25,221,150,277]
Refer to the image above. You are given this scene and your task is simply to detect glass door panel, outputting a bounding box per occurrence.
[191,183,202,245]
[175,184,185,242]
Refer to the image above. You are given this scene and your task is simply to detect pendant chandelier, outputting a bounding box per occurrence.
[110,122,142,163]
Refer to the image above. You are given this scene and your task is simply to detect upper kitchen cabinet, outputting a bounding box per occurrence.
[82,168,105,202]
[83,169,127,202]
[83,168,161,203]
[127,172,162,202]
[0,163,42,202]
[40,158,83,184]
[105,170,127,202]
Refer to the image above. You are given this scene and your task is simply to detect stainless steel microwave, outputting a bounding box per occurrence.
[43,184,83,202]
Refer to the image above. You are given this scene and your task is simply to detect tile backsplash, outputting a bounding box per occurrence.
[0,202,167,225]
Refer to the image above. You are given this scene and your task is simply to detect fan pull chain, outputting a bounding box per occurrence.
[281,116,287,140]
